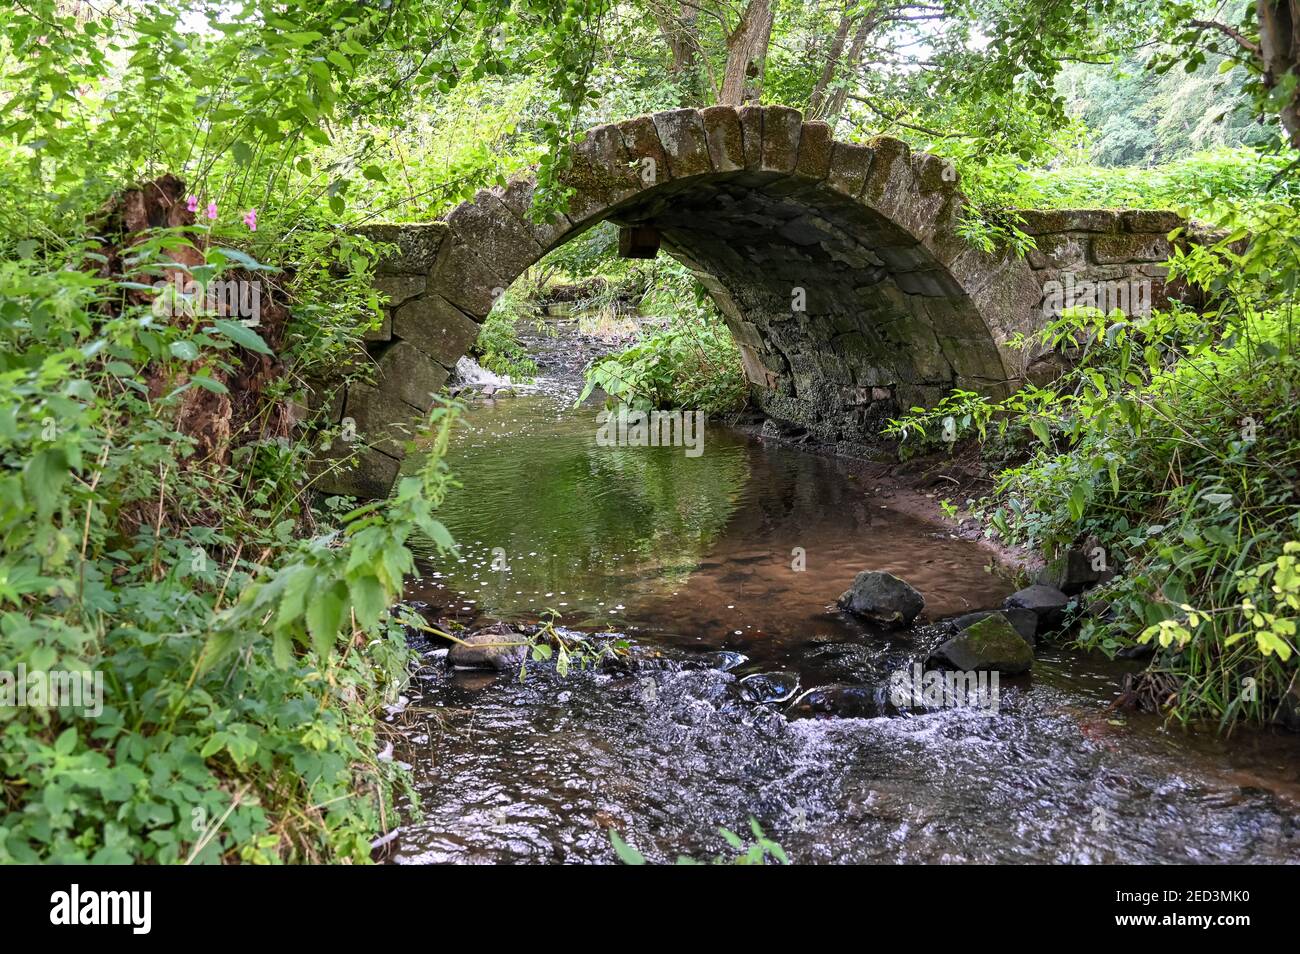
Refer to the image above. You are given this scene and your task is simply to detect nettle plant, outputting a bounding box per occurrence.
[0,232,458,863]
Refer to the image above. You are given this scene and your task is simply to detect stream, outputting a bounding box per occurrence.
[388,370,1300,864]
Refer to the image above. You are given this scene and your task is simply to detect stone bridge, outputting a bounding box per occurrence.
[312,105,1195,497]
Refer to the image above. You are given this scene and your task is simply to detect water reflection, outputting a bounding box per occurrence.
[407,393,1010,663]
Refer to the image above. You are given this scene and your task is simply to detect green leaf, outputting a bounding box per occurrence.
[206,319,273,355]
[191,375,229,395]
[609,830,646,865]
[169,340,199,361]
[306,582,348,658]
[54,727,78,755]
[347,574,387,629]
[24,447,69,517]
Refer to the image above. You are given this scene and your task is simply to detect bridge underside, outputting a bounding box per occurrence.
[607,170,1011,439]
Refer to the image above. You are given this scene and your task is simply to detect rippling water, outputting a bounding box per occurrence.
[392,393,1300,864]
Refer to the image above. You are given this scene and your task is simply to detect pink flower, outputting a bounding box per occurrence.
[185,194,198,213]
[243,208,258,232]
[206,201,218,220]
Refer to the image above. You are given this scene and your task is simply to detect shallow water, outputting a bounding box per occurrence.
[392,392,1300,864]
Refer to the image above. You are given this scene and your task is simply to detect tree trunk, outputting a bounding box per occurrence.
[720,0,775,105]
[651,1,701,77]
[822,13,877,127]
[808,10,853,118]
[1257,0,1300,148]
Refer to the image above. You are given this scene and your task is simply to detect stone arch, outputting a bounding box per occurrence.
[312,106,1122,496]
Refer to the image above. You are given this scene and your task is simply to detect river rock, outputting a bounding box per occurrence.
[928,613,1033,675]
[1036,542,1116,594]
[699,650,749,672]
[787,683,888,719]
[738,671,801,704]
[837,570,925,627]
[446,624,528,672]
[1003,583,1071,632]
[949,608,1038,645]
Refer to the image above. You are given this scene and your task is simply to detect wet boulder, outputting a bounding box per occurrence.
[948,608,1038,645]
[928,614,1033,675]
[446,624,528,672]
[1004,584,1071,632]
[787,683,888,719]
[738,671,801,704]
[838,570,925,628]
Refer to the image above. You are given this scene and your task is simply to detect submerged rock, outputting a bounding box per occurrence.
[949,608,1038,645]
[787,683,888,719]
[446,624,528,672]
[928,614,1033,675]
[837,570,925,627]
[738,671,801,704]
[1004,584,1071,632]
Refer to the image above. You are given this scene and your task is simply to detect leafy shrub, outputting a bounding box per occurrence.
[0,233,458,862]
[888,197,1300,727]
[578,262,748,414]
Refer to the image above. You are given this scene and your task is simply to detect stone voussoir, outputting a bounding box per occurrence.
[494,177,573,251]
[760,105,803,174]
[617,114,672,189]
[699,105,745,172]
[392,294,481,369]
[825,141,874,199]
[650,108,714,179]
[794,121,834,181]
[560,122,640,224]
[738,105,764,170]
[445,189,544,281]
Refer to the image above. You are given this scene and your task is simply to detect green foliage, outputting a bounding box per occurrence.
[577,261,748,414]
[0,234,460,863]
[610,818,789,865]
[0,1,609,238]
[520,611,629,679]
[889,190,1300,727]
[1059,53,1269,166]
[475,281,541,381]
